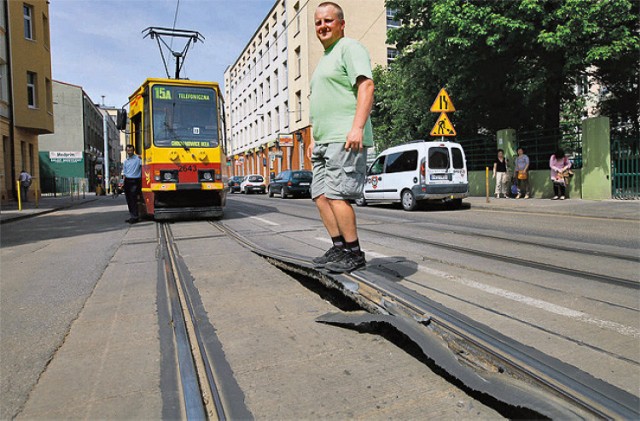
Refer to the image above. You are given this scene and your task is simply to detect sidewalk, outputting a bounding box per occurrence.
[0,194,99,224]
[465,195,640,221]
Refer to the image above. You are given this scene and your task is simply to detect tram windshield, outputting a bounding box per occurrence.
[151,85,219,148]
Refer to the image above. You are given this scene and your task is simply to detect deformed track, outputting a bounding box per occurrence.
[210,220,640,420]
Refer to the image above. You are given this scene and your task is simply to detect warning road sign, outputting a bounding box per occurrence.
[430,113,456,137]
[430,88,455,113]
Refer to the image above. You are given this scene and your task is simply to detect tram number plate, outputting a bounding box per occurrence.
[178,165,197,172]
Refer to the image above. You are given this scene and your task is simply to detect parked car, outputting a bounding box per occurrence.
[268,170,313,198]
[356,140,468,210]
[240,174,267,194]
[228,175,244,193]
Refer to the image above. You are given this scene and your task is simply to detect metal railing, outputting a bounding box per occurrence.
[516,127,583,170]
[611,135,639,199]
[40,177,88,198]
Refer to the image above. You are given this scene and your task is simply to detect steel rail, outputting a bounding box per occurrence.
[161,223,227,421]
[158,223,209,419]
[210,220,640,420]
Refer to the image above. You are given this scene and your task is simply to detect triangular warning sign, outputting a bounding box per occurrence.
[430,113,456,137]
[430,88,456,112]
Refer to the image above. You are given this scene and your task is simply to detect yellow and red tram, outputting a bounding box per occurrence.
[124,78,227,220]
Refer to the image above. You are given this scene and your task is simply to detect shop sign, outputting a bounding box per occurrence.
[50,151,83,163]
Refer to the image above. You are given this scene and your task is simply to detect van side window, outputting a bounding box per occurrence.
[429,147,449,169]
[385,150,418,174]
[452,148,464,169]
[369,156,386,175]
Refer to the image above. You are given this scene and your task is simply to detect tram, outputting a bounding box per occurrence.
[118,78,227,220]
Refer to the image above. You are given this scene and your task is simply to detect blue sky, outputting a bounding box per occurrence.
[50,0,275,108]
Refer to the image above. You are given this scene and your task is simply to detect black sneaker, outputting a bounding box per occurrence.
[325,251,366,273]
[313,246,345,268]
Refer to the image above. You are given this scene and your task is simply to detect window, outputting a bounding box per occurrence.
[27,71,37,108]
[274,107,280,132]
[42,13,50,48]
[386,8,400,28]
[284,101,289,128]
[45,78,52,113]
[369,156,386,175]
[273,69,279,93]
[294,2,300,34]
[267,111,272,135]
[452,148,464,169]
[428,147,450,169]
[295,91,302,122]
[385,150,418,174]
[23,4,34,40]
[295,47,301,78]
[387,48,398,64]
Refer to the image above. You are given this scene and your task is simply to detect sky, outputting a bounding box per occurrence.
[49,0,276,108]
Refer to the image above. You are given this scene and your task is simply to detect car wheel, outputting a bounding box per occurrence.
[401,189,417,211]
[355,197,367,207]
[268,187,274,197]
[281,187,288,199]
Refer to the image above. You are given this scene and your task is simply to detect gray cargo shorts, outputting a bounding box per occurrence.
[311,143,368,200]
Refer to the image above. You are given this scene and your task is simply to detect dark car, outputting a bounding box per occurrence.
[268,170,313,198]
[228,175,244,193]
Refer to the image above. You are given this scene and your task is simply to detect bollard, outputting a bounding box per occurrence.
[485,167,490,203]
[16,180,22,211]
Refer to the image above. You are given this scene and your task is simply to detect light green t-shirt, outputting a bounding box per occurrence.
[310,37,373,146]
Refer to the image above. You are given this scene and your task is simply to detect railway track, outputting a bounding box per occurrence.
[211,219,640,420]
[158,222,252,420]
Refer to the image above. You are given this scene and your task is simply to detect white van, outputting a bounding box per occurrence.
[356,140,468,211]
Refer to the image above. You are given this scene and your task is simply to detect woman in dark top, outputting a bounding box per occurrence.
[492,149,509,198]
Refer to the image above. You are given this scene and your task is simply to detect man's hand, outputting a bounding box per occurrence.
[345,128,364,151]
[306,140,315,160]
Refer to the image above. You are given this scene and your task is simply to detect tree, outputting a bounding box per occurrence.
[375,0,639,143]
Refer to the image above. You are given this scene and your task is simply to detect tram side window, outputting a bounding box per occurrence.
[130,113,143,153]
[428,147,449,169]
[385,150,418,174]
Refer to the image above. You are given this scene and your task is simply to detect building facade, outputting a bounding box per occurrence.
[38,81,119,193]
[224,0,392,180]
[1,0,54,203]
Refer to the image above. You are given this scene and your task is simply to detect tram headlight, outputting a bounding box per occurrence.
[199,170,214,182]
[160,170,178,183]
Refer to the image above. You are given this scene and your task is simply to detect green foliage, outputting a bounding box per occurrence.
[373,0,640,143]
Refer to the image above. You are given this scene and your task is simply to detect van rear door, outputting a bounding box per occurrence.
[426,146,451,184]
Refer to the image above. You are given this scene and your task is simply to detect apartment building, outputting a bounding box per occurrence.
[224,0,392,179]
[1,0,54,203]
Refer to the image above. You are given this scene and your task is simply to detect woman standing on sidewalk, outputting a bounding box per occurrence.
[513,147,530,199]
[549,149,572,200]
[492,149,509,198]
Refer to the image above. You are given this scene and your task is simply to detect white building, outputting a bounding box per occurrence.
[224,0,394,179]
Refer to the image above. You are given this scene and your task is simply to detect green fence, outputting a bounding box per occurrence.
[611,136,639,199]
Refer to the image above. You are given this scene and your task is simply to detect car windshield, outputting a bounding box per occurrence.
[248,175,263,182]
[292,171,312,181]
[232,176,243,181]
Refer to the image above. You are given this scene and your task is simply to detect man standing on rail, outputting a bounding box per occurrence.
[123,144,142,224]
[307,2,374,273]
